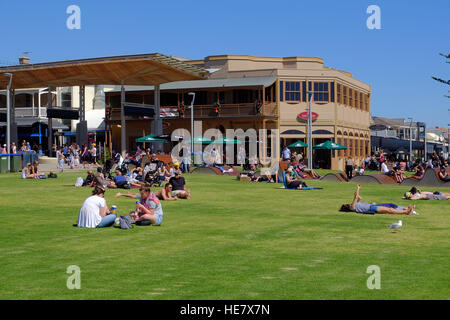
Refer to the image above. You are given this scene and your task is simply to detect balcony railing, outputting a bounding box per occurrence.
[14,107,47,118]
[111,102,278,119]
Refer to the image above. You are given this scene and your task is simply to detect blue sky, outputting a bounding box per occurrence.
[1,0,449,128]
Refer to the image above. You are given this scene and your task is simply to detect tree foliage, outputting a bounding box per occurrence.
[432,53,450,98]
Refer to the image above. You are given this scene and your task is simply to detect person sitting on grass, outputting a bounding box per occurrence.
[130,184,163,226]
[169,170,190,199]
[82,170,95,187]
[438,167,450,182]
[403,187,450,200]
[380,160,393,176]
[21,163,36,179]
[296,159,320,179]
[77,186,116,228]
[392,164,405,183]
[31,160,40,176]
[154,183,178,200]
[94,167,116,189]
[339,184,415,215]
[113,169,131,189]
[414,163,425,179]
[115,183,178,201]
[285,168,309,189]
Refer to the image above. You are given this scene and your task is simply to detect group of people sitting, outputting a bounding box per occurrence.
[76,158,192,228]
[380,160,406,183]
[80,165,191,200]
[411,161,450,182]
[76,183,166,228]
[21,161,46,179]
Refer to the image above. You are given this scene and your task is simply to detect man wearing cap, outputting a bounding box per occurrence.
[1,144,6,154]
[169,170,190,199]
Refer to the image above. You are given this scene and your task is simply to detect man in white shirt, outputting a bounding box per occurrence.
[381,160,391,175]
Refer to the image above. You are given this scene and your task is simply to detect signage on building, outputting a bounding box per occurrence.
[297,112,318,121]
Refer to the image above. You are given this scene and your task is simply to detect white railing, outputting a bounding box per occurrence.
[14,107,47,118]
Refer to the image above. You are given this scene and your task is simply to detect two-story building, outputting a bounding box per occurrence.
[105,55,371,170]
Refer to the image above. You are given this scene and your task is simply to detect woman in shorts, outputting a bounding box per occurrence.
[130,184,163,226]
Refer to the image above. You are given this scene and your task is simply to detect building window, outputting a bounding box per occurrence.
[348,88,353,107]
[285,81,300,102]
[302,82,307,102]
[354,90,359,109]
[280,81,283,101]
[343,86,348,106]
[62,92,72,109]
[313,82,329,102]
[365,94,369,111]
[337,84,342,104]
[330,82,335,102]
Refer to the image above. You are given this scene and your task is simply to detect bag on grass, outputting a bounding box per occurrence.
[48,172,57,178]
[119,215,133,229]
[75,177,84,187]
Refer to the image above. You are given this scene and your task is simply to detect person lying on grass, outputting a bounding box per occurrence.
[130,184,163,226]
[77,186,116,228]
[115,183,178,201]
[403,187,450,200]
[251,172,275,183]
[339,184,415,215]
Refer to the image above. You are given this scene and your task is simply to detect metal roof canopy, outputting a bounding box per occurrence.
[105,76,278,92]
[0,53,208,89]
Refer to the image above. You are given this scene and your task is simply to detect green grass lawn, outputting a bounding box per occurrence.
[0,170,449,300]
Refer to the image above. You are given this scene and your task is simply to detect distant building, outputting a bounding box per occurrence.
[370,116,447,160]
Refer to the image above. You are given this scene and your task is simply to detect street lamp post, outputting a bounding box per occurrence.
[408,117,413,165]
[188,92,195,162]
[3,73,13,172]
[307,91,314,169]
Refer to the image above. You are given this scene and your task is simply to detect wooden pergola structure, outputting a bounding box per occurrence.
[0,53,207,156]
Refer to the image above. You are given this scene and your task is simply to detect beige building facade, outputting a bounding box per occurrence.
[187,55,371,170]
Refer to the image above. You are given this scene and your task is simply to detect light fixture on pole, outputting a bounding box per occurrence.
[407,117,413,165]
[2,73,13,172]
[188,92,195,162]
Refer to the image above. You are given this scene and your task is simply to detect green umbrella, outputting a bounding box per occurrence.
[185,136,214,144]
[136,134,168,143]
[212,137,243,144]
[288,140,308,148]
[312,140,347,150]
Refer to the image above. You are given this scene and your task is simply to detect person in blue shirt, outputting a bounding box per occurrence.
[281,145,291,161]
[113,169,128,188]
